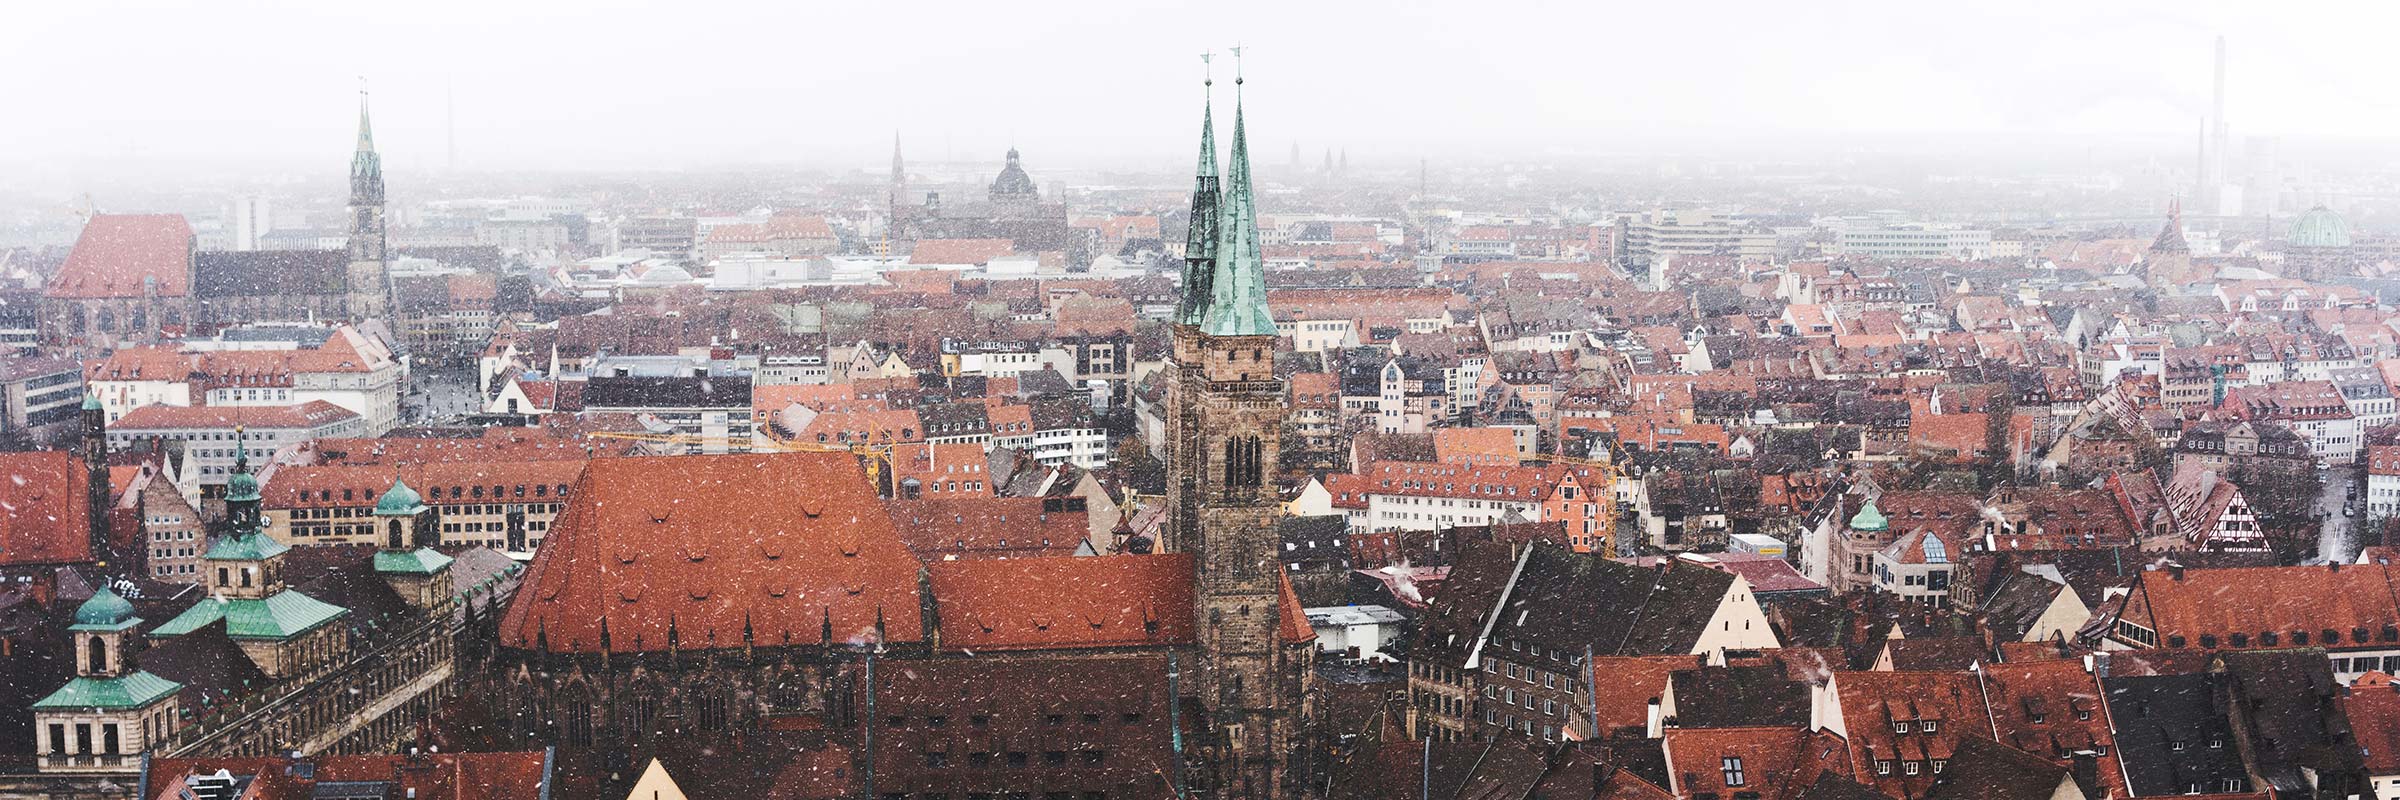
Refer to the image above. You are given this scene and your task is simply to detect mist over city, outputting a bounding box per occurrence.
[1,3,2399,800]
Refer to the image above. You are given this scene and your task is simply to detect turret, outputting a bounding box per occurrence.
[371,476,452,608]
[34,586,182,774]
[1174,64,1221,326]
[346,89,391,322]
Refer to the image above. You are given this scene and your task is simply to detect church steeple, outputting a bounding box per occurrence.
[1198,60,1274,337]
[350,89,383,208]
[346,87,391,322]
[1174,55,1222,326]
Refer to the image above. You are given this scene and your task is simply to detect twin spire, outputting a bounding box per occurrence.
[1176,51,1274,337]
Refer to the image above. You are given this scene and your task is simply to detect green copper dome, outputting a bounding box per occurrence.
[73,586,136,628]
[81,393,103,411]
[374,478,425,516]
[225,471,260,503]
[2291,205,2351,248]
[1849,497,1888,532]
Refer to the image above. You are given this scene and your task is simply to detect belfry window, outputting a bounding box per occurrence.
[1222,436,1263,492]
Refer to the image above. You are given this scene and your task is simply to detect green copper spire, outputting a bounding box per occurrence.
[1198,62,1275,337]
[1174,56,1222,327]
[351,88,384,208]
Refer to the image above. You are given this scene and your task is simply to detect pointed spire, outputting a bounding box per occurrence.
[356,85,376,153]
[1174,52,1222,326]
[1199,51,1276,337]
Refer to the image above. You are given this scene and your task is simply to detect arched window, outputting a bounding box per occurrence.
[387,520,405,549]
[87,636,107,674]
[1221,436,1263,493]
[563,689,594,746]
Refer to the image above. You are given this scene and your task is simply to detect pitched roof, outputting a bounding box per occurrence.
[192,249,347,298]
[0,451,93,566]
[928,554,1194,651]
[885,496,1085,560]
[112,400,359,432]
[2132,563,2400,646]
[47,214,192,299]
[499,453,926,652]
[144,752,551,800]
[151,590,349,640]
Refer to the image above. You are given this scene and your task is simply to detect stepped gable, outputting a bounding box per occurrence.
[500,452,925,652]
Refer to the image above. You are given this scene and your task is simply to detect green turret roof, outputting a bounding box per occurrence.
[1849,497,1888,532]
[225,471,260,504]
[1175,75,1222,326]
[1197,77,1275,337]
[152,590,347,641]
[81,393,102,411]
[374,548,453,575]
[204,531,288,562]
[374,478,426,516]
[71,586,138,630]
[33,672,180,711]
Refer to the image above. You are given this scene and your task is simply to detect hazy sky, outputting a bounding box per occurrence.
[4,0,2396,176]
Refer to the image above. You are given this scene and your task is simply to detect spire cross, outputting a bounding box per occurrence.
[1230,45,1245,85]
[1200,51,1213,88]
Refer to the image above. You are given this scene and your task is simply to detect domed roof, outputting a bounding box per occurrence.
[226,470,260,503]
[74,586,136,628]
[1849,497,1888,532]
[990,148,1038,200]
[2291,205,2351,248]
[374,478,426,516]
[81,393,102,411]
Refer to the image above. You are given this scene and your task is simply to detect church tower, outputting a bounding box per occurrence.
[80,393,112,571]
[1163,59,1305,798]
[888,132,909,230]
[346,90,390,322]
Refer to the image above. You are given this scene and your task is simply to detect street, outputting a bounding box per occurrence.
[2317,466,2358,564]
[404,365,488,425]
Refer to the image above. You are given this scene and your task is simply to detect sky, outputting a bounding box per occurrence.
[3,0,2396,177]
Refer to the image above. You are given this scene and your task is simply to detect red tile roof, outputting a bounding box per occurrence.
[264,460,587,510]
[886,496,1083,559]
[908,238,1016,265]
[1588,655,1705,736]
[929,554,1195,651]
[112,400,359,431]
[2128,564,2400,647]
[500,453,925,652]
[48,214,192,299]
[1660,726,1815,800]
[1977,659,2125,797]
[0,451,92,566]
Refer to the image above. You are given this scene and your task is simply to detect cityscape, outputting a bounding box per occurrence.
[5,3,2400,799]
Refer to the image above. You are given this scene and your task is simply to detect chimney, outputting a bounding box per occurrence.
[2168,563,2185,581]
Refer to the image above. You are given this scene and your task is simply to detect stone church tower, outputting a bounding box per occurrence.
[347,91,391,322]
[1163,65,1307,799]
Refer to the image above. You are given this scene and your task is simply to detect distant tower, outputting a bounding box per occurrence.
[1163,57,1309,798]
[1321,146,1332,174]
[989,147,1040,218]
[346,89,391,322]
[80,394,110,570]
[1338,148,1347,176]
[888,132,908,224]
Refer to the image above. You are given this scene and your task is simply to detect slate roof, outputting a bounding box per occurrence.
[579,375,753,409]
[1666,663,1809,728]
[193,249,348,297]
[1920,736,2071,800]
[1437,541,1741,663]
[2101,672,2247,796]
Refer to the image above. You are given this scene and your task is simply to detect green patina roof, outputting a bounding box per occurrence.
[374,547,453,575]
[81,393,102,411]
[225,471,260,503]
[1196,82,1275,338]
[374,478,426,516]
[204,531,288,562]
[1174,80,1222,327]
[33,671,181,710]
[1849,497,1888,532]
[72,586,138,630]
[152,590,347,641]
[2291,205,2351,249]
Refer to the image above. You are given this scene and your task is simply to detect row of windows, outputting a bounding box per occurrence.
[890,712,1140,729]
[923,750,1107,768]
[2180,625,2400,649]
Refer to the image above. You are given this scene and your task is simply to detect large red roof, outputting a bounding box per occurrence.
[48,214,192,299]
[0,451,92,566]
[929,554,1195,651]
[500,453,925,652]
